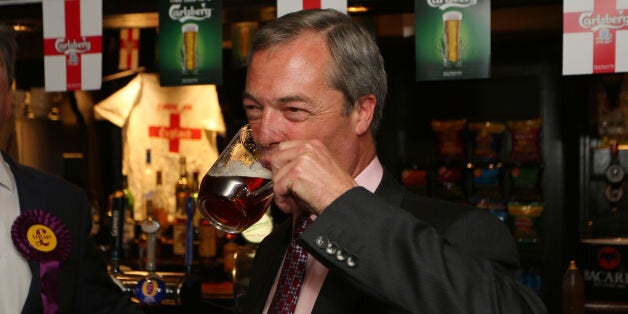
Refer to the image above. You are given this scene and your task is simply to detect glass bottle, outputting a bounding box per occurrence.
[153,170,169,237]
[121,175,136,259]
[173,156,192,256]
[562,260,584,314]
[143,148,154,219]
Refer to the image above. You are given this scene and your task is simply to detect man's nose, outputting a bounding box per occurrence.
[257,110,287,147]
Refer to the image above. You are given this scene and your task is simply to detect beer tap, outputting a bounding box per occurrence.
[134,216,168,306]
[605,141,625,204]
[176,197,202,309]
[108,195,125,284]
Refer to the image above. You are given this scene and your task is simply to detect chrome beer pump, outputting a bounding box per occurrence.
[108,196,203,308]
[604,141,625,204]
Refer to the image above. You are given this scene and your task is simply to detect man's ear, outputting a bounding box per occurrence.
[354,94,376,136]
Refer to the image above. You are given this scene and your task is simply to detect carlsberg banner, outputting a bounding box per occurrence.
[415,0,491,81]
[159,0,222,86]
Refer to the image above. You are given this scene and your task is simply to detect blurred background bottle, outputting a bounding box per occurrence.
[173,156,192,257]
[153,170,169,238]
[121,175,136,260]
[562,260,584,314]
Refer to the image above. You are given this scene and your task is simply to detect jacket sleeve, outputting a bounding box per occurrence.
[300,187,547,314]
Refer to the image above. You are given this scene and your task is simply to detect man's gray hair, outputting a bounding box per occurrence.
[0,25,17,85]
[251,9,387,134]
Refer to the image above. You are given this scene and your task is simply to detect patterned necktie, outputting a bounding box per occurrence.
[269,215,313,313]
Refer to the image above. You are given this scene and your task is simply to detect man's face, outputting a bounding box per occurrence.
[243,32,362,175]
[0,55,11,123]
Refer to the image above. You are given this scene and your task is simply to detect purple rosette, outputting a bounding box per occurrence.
[11,209,72,314]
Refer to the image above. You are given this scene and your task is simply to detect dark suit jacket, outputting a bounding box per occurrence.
[241,170,547,313]
[4,152,143,314]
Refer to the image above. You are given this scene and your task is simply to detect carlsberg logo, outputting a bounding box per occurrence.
[169,3,213,22]
[428,0,477,10]
[55,38,91,54]
[579,12,628,32]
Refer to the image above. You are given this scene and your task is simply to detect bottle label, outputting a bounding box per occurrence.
[172,224,187,255]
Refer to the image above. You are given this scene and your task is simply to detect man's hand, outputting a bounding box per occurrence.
[261,139,358,215]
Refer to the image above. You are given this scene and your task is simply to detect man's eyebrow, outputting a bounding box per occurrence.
[242,92,314,106]
[242,91,257,103]
[276,95,312,104]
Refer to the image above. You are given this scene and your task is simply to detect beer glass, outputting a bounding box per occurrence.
[442,11,462,67]
[181,23,198,73]
[197,124,274,233]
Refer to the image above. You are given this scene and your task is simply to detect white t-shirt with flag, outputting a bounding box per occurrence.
[94,73,226,221]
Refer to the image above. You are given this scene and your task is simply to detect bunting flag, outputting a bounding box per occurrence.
[119,28,140,70]
[42,0,102,91]
[563,0,628,75]
[276,0,347,17]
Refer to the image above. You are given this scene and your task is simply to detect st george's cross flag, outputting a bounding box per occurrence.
[43,0,102,91]
[563,0,628,75]
[276,0,347,17]
[119,28,140,70]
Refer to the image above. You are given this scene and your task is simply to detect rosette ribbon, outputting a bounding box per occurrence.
[11,209,72,314]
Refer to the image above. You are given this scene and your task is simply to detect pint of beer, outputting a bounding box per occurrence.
[197,124,274,234]
[182,23,199,73]
[442,11,462,66]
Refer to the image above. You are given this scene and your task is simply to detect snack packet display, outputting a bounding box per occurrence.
[508,118,542,164]
[435,165,466,202]
[507,202,544,243]
[468,121,506,163]
[432,119,467,163]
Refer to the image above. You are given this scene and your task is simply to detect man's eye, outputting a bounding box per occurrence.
[283,107,309,121]
[244,105,262,119]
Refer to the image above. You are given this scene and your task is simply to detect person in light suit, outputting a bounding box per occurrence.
[239,9,547,313]
[0,25,143,314]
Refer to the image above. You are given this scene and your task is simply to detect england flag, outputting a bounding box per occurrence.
[563,0,628,75]
[43,0,102,91]
[277,0,347,17]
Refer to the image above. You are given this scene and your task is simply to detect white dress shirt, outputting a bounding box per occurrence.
[263,157,384,313]
[0,155,32,313]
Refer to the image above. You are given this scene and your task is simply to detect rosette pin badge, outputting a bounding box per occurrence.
[11,209,71,314]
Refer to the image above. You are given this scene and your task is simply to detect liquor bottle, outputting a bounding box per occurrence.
[562,260,584,314]
[173,156,192,257]
[191,171,202,228]
[153,170,169,237]
[198,218,217,260]
[223,233,240,276]
[143,148,154,219]
[120,175,136,259]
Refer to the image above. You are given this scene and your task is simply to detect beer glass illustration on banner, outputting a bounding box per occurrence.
[181,23,199,74]
[197,124,274,233]
[441,11,463,67]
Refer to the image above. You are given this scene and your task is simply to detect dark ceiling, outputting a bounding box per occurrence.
[0,0,560,30]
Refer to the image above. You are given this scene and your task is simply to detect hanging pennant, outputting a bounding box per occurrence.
[119,28,140,70]
[276,0,347,17]
[563,0,628,75]
[42,0,102,91]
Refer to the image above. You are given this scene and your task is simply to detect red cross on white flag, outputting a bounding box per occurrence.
[148,113,202,153]
[119,28,140,70]
[43,0,102,91]
[563,0,628,75]
[276,0,347,17]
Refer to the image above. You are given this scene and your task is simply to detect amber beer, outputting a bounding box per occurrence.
[443,11,462,66]
[198,174,273,233]
[182,23,198,72]
[197,124,273,233]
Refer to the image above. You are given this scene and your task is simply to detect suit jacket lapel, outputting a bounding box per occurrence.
[4,152,44,313]
[374,169,406,207]
[246,216,292,312]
